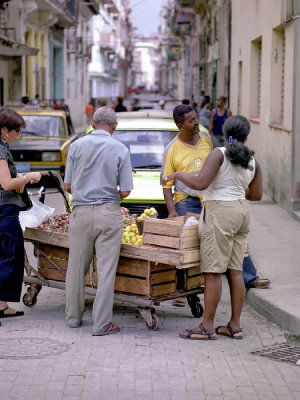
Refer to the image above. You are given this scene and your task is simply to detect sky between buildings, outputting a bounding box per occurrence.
[129,0,167,35]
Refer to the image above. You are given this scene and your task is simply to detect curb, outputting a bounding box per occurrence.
[246,289,300,336]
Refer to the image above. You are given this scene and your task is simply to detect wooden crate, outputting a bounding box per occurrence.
[142,215,200,251]
[35,244,177,298]
[186,265,205,290]
[24,227,200,269]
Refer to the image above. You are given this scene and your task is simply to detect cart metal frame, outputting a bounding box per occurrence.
[23,171,204,330]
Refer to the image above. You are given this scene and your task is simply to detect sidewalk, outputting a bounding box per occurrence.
[246,200,300,336]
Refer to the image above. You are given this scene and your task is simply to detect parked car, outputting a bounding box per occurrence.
[113,110,210,218]
[10,106,80,176]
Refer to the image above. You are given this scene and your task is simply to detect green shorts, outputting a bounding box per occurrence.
[198,200,250,274]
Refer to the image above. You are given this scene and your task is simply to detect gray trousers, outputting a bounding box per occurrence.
[65,203,123,334]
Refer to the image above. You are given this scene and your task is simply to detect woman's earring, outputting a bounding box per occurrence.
[1,132,9,143]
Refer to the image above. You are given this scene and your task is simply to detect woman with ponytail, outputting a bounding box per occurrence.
[162,115,263,340]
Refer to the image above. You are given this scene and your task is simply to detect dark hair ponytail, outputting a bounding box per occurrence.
[223,115,254,170]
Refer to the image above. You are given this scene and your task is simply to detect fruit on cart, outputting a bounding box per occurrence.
[122,223,143,246]
[121,207,137,227]
[137,207,158,222]
[38,213,70,233]
[37,208,137,233]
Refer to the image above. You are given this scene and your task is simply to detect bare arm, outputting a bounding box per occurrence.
[209,109,216,134]
[120,190,131,201]
[163,187,178,218]
[227,109,232,118]
[0,160,41,191]
[162,148,224,190]
[64,183,71,194]
[245,161,263,201]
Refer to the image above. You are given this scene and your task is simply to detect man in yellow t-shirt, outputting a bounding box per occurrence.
[161,104,212,217]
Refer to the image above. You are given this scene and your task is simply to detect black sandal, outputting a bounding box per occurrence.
[0,307,24,319]
[216,323,243,339]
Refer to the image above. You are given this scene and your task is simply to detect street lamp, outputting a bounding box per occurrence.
[177,10,191,36]
[176,10,191,100]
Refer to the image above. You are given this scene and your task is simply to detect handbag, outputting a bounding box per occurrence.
[18,188,33,211]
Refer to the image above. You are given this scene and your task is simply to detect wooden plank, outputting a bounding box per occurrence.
[114,276,148,296]
[38,267,65,281]
[150,262,176,273]
[38,257,68,270]
[121,244,183,265]
[150,282,177,297]
[117,257,148,278]
[182,224,198,237]
[143,233,180,249]
[143,218,183,237]
[186,275,205,290]
[182,249,200,264]
[39,245,69,260]
[150,270,176,285]
[176,262,201,270]
[187,265,201,276]
[24,227,69,248]
[180,236,200,250]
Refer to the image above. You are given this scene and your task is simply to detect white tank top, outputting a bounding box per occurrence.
[203,147,256,201]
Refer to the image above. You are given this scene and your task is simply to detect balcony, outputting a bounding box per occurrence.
[100,32,116,50]
[32,0,77,27]
[103,0,119,14]
[79,0,99,18]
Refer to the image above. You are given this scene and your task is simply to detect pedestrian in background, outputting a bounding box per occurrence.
[198,95,212,129]
[31,94,40,106]
[114,96,127,112]
[64,107,133,336]
[163,115,263,340]
[209,96,232,148]
[85,101,94,124]
[0,108,41,323]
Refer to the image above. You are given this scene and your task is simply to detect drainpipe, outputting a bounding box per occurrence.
[291,1,300,210]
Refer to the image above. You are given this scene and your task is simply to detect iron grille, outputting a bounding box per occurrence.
[251,343,300,365]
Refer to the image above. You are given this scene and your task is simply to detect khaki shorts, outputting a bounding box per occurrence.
[198,200,250,274]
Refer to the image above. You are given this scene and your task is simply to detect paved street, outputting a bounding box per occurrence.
[1,275,300,400]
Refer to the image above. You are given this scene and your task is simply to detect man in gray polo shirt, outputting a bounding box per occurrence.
[64,106,133,336]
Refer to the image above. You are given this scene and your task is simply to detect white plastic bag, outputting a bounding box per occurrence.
[184,216,199,226]
[19,197,55,230]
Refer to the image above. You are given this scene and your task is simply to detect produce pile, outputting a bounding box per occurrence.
[38,213,70,233]
[37,206,158,247]
[121,207,137,227]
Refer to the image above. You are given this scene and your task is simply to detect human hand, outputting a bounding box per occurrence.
[168,210,179,218]
[16,181,26,193]
[27,172,42,184]
[161,172,176,186]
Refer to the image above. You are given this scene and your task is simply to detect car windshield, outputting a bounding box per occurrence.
[113,130,178,169]
[20,116,66,138]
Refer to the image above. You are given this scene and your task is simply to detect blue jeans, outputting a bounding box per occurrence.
[243,255,259,287]
[174,197,259,286]
[0,205,24,302]
[175,196,202,217]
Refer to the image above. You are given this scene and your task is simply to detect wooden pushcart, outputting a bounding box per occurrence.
[23,172,204,330]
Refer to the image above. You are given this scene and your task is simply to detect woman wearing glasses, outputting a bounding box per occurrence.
[0,107,41,323]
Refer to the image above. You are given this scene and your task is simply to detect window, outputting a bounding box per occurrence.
[250,37,262,118]
[237,61,242,114]
[270,28,285,125]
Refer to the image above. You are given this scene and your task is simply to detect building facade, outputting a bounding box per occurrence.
[230,0,300,210]
[0,0,98,130]
[88,0,133,106]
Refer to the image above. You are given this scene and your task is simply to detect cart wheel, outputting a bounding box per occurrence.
[22,285,42,307]
[187,295,204,318]
[138,307,160,330]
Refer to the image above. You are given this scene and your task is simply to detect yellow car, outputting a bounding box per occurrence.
[10,106,80,175]
[112,110,210,218]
